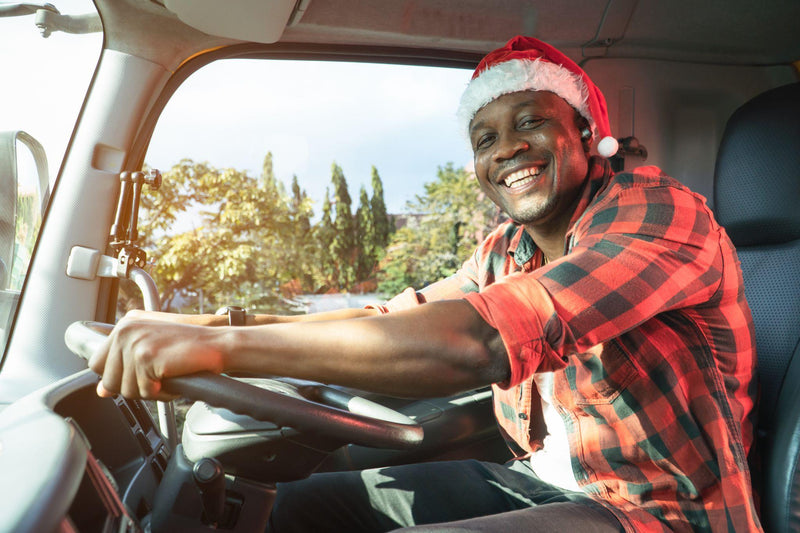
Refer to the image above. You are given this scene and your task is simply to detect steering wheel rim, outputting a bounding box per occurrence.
[64,321,423,450]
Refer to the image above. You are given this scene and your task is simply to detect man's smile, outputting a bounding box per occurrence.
[498,162,549,191]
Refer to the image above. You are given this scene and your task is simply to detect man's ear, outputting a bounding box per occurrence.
[575,114,592,153]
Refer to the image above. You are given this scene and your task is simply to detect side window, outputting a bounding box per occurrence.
[0,0,102,346]
[135,59,500,317]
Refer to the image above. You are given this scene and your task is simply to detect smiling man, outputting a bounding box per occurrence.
[90,37,761,532]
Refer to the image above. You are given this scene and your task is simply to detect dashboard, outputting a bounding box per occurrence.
[0,365,504,533]
[0,370,167,533]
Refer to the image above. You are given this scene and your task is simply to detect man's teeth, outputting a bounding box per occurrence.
[503,167,542,188]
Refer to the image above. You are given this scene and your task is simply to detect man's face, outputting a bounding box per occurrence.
[469,91,590,228]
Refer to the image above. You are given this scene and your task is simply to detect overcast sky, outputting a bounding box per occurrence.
[2,0,475,215]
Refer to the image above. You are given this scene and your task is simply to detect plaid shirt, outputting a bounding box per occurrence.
[377,158,760,532]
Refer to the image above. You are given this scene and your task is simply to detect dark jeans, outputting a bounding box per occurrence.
[267,459,624,532]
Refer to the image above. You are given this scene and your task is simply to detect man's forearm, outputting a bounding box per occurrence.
[92,301,507,401]
[222,300,509,398]
[248,307,380,325]
[126,307,380,327]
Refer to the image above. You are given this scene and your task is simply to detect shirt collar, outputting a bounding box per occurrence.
[507,156,612,268]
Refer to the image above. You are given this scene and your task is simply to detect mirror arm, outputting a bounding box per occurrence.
[0,4,101,37]
[108,169,161,278]
[109,171,132,245]
[34,9,102,38]
[104,168,175,449]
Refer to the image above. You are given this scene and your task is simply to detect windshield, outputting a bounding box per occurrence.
[0,0,102,351]
[132,58,502,317]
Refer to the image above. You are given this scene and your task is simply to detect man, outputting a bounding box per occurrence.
[90,36,761,532]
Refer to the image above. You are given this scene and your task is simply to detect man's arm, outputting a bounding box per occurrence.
[89,299,509,401]
[124,307,380,327]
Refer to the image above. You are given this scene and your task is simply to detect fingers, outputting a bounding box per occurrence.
[88,334,113,388]
[89,318,165,400]
[88,317,211,402]
[96,381,114,398]
[96,373,177,402]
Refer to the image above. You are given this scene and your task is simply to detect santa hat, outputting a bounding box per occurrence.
[458,36,619,158]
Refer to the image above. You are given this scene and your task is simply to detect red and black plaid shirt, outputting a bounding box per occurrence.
[377,157,760,532]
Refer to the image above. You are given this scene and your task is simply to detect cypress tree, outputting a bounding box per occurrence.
[370,166,392,247]
[260,152,278,195]
[315,188,336,289]
[355,185,376,281]
[330,163,355,289]
[290,175,311,235]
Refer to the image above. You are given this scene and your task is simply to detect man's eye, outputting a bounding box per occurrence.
[519,117,544,129]
[475,134,495,150]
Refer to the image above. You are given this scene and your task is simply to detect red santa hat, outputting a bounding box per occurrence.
[458,36,619,158]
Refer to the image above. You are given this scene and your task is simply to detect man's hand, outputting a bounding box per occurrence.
[88,313,226,401]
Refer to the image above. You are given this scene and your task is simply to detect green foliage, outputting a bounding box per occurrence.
[370,166,391,248]
[122,155,495,315]
[378,163,501,292]
[355,185,376,281]
[9,191,42,289]
[126,158,302,314]
[330,163,355,288]
[314,188,336,289]
[286,175,315,289]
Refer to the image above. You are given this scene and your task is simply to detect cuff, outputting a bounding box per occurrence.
[365,287,425,314]
[464,275,567,387]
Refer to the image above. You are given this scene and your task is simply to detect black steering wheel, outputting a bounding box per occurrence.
[64,321,423,450]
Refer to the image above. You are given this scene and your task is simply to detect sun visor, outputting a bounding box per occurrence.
[163,0,305,43]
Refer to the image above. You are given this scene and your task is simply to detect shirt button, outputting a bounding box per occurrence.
[518,413,528,420]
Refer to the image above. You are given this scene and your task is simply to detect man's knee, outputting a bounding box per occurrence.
[268,470,389,533]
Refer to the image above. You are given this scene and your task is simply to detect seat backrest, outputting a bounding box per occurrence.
[713,82,800,533]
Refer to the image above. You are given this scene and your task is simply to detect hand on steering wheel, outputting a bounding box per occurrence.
[65,321,423,450]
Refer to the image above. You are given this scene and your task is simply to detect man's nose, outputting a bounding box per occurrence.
[492,134,530,162]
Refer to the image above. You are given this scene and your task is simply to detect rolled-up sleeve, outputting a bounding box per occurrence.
[464,276,567,387]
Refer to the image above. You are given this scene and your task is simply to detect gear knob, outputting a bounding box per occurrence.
[192,457,226,526]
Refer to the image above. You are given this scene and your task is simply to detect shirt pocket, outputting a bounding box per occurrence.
[568,339,643,405]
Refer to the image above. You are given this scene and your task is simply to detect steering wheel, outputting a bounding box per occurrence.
[64,321,423,450]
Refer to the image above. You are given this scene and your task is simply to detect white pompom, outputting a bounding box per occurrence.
[597,136,619,158]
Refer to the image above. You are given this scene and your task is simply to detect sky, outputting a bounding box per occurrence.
[146,59,475,214]
[2,0,476,215]
[0,0,102,189]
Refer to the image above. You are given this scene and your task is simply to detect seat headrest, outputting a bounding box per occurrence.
[714,83,800,247]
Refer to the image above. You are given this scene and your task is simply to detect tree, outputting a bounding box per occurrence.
[122,154,489,314]
[260,151,285,199]
[285,175,315,290]
[355,185,376,281]
[370,166,392,248]
[290,175,312,236]
[313,188,336,290]
[329,162,355,289]
[377,163,502,293]
[124,158,298,314]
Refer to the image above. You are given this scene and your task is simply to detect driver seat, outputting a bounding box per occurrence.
[713,82,800,533]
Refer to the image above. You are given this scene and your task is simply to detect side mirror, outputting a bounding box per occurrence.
[0,130,50,290]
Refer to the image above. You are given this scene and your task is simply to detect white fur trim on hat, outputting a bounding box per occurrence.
[457,58,594,138]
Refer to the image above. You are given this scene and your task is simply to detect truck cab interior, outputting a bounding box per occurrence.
[0,1,798,532]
